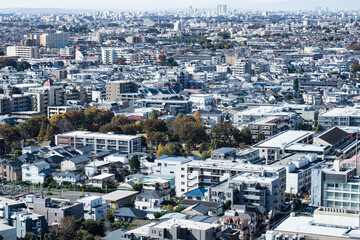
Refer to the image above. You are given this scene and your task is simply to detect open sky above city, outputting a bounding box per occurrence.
[0,0,359,11]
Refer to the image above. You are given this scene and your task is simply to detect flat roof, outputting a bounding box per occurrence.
[102,190,138,202]
[254,130,313,149]
[285,143,329,152]
[274,215,348,238]
[57,131,141,141]
[320,107,360,117]
[91,173,115,180]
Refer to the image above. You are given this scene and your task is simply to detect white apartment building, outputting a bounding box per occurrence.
[189,94,214,112]
[318,107,360,129]
[22,161,51,183]
[47,105,75,119]
[101,48,135,64]
[77,195,107,221]
[152,156,192,176]
[270,153,325,194]
[175,159,286,197]
[55,131,142,154]
[6,46,38,60]
[233,106,302,128]
[40,31,69,48]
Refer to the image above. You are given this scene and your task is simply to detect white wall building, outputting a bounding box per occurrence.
[189,94,214,112]
[77,195,107,221]
[22,161,51,183]
[6,46,38,60]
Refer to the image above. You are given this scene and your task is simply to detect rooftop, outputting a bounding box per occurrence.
[102,190,139,202]
[57,131,141,141]
[254,130,313,149]
[320,107,360,117]
[274,215,348,238]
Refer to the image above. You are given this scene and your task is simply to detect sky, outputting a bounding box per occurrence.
[0,0,359,11]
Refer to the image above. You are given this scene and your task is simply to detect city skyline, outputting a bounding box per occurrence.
[0,0,359,11]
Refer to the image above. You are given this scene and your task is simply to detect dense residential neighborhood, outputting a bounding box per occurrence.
[0,3,359,240]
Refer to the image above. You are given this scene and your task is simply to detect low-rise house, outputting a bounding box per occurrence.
[84,161,111,177]
[184,187,208,201]
[0,160,22,182]
[114,207,147,222]
[135,191,170,210]
[77,195,107,221]
[89,173,115,188]
[181,203,210,216]
[123,218,221,240]
[61,155,91,171]
[22,161,54,183]
[53,171,86,185]
[102,190,139,210]
[180,199,223,216]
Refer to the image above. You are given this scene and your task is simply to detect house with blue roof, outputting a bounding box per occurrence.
[184,187,208,201]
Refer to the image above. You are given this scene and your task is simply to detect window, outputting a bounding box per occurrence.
[159,231,162,236]
[181,168,185,171]
[152,230,156,234]
[181,175,185,178]
[181,182,185,185]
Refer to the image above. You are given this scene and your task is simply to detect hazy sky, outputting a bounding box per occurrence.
[1,0,359,11]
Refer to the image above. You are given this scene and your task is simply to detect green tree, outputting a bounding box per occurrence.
[176,113,183,119]
[154,211,165,219]
[293,78,299,92]
[351,62,360,74]
[132,183,143,192]
[130,155,140,171]
[240,127,253,145]
[201,150,211,160]
[212,123,241,147]
[167,57,178,66]
[83,219,105,237]
[150,109,159,119]
[16,61,31,71]
[224,200,232,210]
[256,132,265,142]
[315,124,324,133]
[210,138,222,150]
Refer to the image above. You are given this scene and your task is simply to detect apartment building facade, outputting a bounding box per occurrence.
[55,131,142,154]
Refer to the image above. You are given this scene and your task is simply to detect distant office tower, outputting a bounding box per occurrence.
[217,4,227,14]
[40,31,69,48]
[174,19,183,31]
[6,46,38,60]
[105,81,138,101]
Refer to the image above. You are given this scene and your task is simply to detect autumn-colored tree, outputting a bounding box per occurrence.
[44,124,56,142]
[194,111,202,123]
[37,122,48,143]
[156,143,165,157]
[0,124,21,152]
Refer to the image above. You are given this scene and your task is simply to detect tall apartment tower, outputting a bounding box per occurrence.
[217,4,227,14]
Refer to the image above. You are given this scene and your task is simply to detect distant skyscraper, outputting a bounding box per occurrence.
[217,4,227,14]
